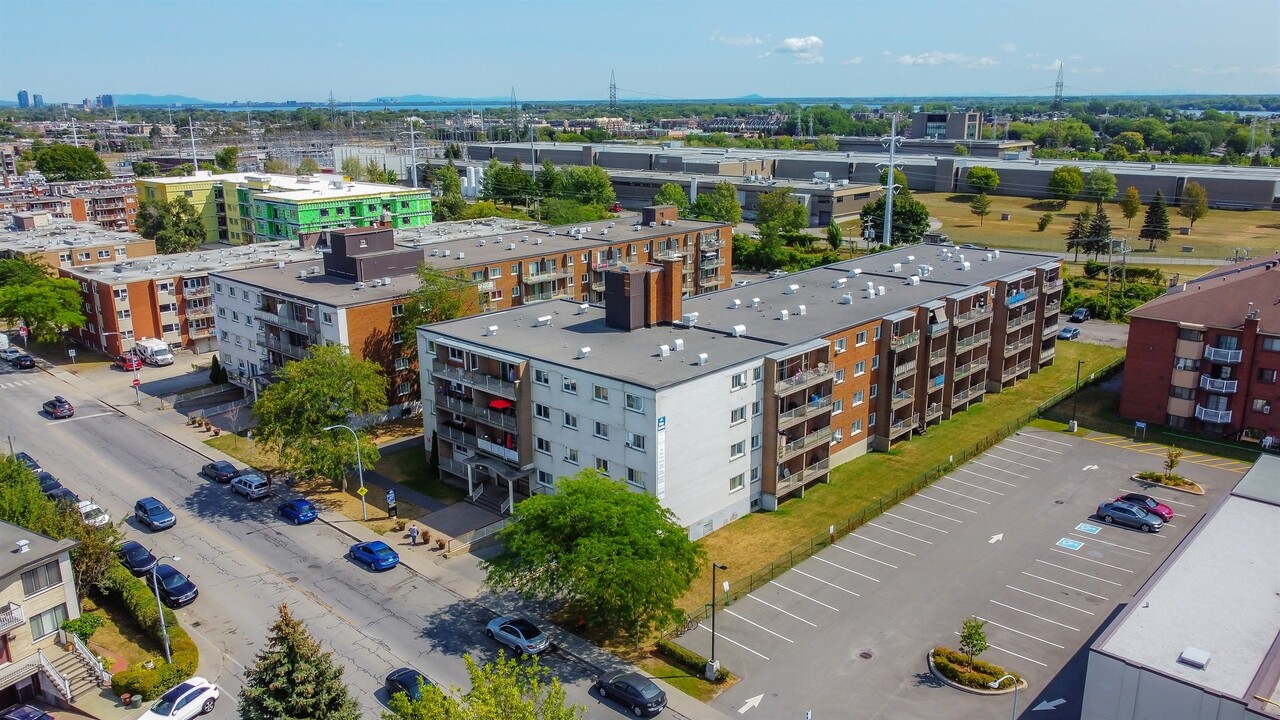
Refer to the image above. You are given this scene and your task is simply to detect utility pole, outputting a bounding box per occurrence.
[188,117,199,171]
[880,113,904,246]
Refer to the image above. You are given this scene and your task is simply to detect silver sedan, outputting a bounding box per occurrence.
[485,616,551,655]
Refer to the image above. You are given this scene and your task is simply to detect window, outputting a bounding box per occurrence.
[162,323,180,333]
[856,330,868,346]
[320,311,333,325]
[751,467,760,484]
[77,252,90,261]
[158,303,176,313]
[563,412,578,430]
[1258,368,1277,384]
[593,385,609,402]
[594,421,609,439]
[874,327,881,340]
[488,267,502,279]
[113,287,128,300]
[835,338,847,353]
[28,604,68,640]
[625,394,644,412]
[731,372,747,390]
[97,249,111,259]
[1262,338,1280,352]
[396,381,412,396]
[214,282,223,293]
[231,311,240,322]
[750,433,761,450]
[753,367,763,382]
[391,304,405,317]
[564,448,579,465]
[871,356,879,370]
[489,289,503,300]
[627,432,646,451]
[534,403,551,420]
[1178,328,1205,342]
[1216,335,1240,350]
[22,560,62,596]
[729,473,745,492]
[1169,386,1195,400]
[627,467,644,486]
[851,419,863,435]
[158,281,174,293]
[730,440,746,459]
[392,332,404,345]
[833,399,844,414]
[835,369,846,384]
[853,390,865,405]
[535,369,550,385]
[1251,398,1272,413]
[118,308,132,319]
[868,412,876,428]
[730,406,746,424]
[596,458,610,475]
[870,385,878,399]
[560,376,579,394]
[536,437,551,455]
[752,400,762,416]
[1173,356,1200,371]
[537,470,554,487]
[854,360,866,377]
[394,357,411,371]
[471,270,485,282]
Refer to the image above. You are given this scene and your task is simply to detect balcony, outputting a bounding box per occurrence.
[951,386,985,407]
[927,320,950,336]
[954,305,992,327]
[1199,375,1238,394]
[891,390,914,410]
[591,259,621,271]
[432,360,518,399]
[522,267,573,284]
[1006,286,1040,308]
[888,413,919,439]
[184,285,212,298]
[476,281,496,292]
[1043,300,1061,316]
[1004,336,1034,357]
[436,424,476,446]
[891,331,921,351]
[476,437,519,463]
[929,347,948,363]
[955,331,991,351]
[255,308,316,336]
[778,426,833,461]
[1007,312,1036,332]
[189,326,215,338]
[0,603,24,633]
[1203,346,1242,364]
[924,403,944,421]
[700,257,726,270]
[261,333,312,359]
[1002,360,1032,382]
[777,396,833,430]
[185,305,214,319]
[893,359,918,379]
[699,275,720,288]
[440,394,518,431]
[1042,323,1059,338]
[954,358,987,380]
[591,280,606,292]
[1043,278,1064,294]
[774,365,833,396]
[1039,346,1056,363]
[699,236,726,251]
[1194,405,1232,424]
[776,458,830,494]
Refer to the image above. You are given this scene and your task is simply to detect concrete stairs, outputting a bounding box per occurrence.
[49,647,102,702]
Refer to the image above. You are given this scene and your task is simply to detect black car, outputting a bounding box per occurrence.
[46,487,80,506]
[147,564,198,608]
[12,355,35,370]
[41,396,74,419]
[34,471,64,497]
[384,667,431,702]
[200,461,240,483]
[1070,307,1091,322]
[0,703,55,720]
[14,452,40,472]
[118,540,158,575]
[595,671,667,717]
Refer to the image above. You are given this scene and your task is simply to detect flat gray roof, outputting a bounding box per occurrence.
[0,521,77,580]
[216,260,414,307]
[0,221,150,254]
[425,244,1053,388]
[65,241,307,285]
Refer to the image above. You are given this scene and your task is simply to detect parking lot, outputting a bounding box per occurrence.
[675,428,1248,720]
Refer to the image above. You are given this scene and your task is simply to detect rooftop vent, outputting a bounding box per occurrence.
[442,250,451,258]
[906,255,915,262]
[371,279,382,287]
[780,309,790,321]
[577,347,591,359]
[1178,647,1211,670]
[797,305,807,316]
[382,277,390,285]
[355,281,365,290]
[833,278,847,289]
[840,293,853,305]
[310,266,321,275]
[275,261,285,270]
[877,285,886,296]
[849,268,863,277]
[658,344,670,357]
[908,275,920,286]
[14,539,30,554]
[297,270,307,279]
[508,243,516,251]
[673,338,685,351]
[961,262,971,271]
[457,252,465,260]
[993,250,1000,258]
[680,312,699,326]
[484,325,498,336]
[984,253,993,262]
[479,239,486,246]
[731,324,746,337]
[573,302,589,315]
[534,238,542,245]
[535,315,552,327]
[750,297,761,308]
[730,299,741,309]
[784,284,800,295]
[430,249,439,256]
[693,352,709,366]
[891,263,902,272]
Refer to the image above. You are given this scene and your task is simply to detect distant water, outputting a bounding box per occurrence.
[205,102,512,113]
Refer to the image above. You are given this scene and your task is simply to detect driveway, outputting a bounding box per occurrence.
[1067,320,1128,349]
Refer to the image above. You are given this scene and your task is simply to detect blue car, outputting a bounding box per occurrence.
[348,540,399,571]
[134,496,176,531]
[277,499,318,525]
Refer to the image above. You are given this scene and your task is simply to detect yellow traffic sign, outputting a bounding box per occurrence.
[356,486,368,497]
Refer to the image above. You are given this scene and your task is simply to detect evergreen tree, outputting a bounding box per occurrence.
[1065,207,1093,262]
[825,220,844,255]
[1139,190,1171,251]
[968,193,993,226]
[1086,207,1113,259]
[239,604,361,720]
[209,355,222,385]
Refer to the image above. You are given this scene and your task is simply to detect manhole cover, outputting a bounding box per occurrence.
[1054,500,1065,505]
[859,650,874,660]
[287,576,299,582]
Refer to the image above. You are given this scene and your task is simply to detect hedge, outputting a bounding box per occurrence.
[100,563,200,700]
[931,646,1020,690]
[656,637,729,683]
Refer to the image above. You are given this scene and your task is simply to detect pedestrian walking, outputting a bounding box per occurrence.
[409,524,419,546]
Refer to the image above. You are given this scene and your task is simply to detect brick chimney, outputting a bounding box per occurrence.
[603,258,684,330]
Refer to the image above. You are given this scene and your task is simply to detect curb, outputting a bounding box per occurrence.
[1129,473,1205,495]
[926,652,1026,696]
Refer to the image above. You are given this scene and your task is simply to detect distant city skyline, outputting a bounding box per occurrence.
[4,0,1278,104]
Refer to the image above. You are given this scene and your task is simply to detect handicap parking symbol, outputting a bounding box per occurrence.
[1056,538,1084,550]
[1075,523,1101,535]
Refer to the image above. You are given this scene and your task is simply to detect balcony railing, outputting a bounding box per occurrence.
[954,305,992,327]
[522,267,573,284]
[1006,286,1040,308]
[950,386,985,407]
[774,365,833,396]
[591,280,606,292]
[1043,300,1061,316]
[1007,312,1036,332]
[777,396,833,429]
[699,275,720,288]
[1043,278,1064,294]
[255,308,317,335]
[261,334,312,359]
[927,320,950,336]
[893,359,917,379]
[929,347,947,363]
[0,603,24,633]
[476,437,519,463]
[891,331,921,351]
[439,456,471,479]
[888,414,919,439]
[1042,323,1059,338]
[440,394,518,431]
[699,236,726,250]
[1199,375,1238,394]
[891,390,914,410]
[437,424,475,446]
[432,360,518,399]
[1195,405,1232,424]
[700,257,726,270]
[954,359,987,379]
[1039,346,1056,363]
[183,285,212,298]
[185,305,214,319]
[1004,336,1034,357]
[924,403,944,421]
[777,458,830,494]
[476,281,496,292]
[779,427,833,460]
[1203,346,1242,364]
[1002,360,1033,381]
[955,331,991,351]
[591,259,621,271]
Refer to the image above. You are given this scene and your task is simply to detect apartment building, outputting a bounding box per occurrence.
[1119,253,1280,444]
[910,110,984,141]
[61,241,303,357]
[418,244,1062,537]
[135,171,431,245]
[0,179,139,231]
[211,209,735,412]
[0,218,155,273]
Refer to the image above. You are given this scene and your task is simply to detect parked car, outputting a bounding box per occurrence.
[135,497,176,531]
[200,461,240,483]
[42,396,74,419]
[35,471,62,495]
[608,202,624,212]
[12,355,34,369]
[0,704,55,720]
[146,564,199,608]
[1070,307,1091,322]
[47,487,80,506]
[0,348,21,363]
[115,353,143,371]
[485,616,551,655]
[348,541,399,571]
[230,473,271,500]
[1115,493,1173,521]
[77,500,110,528]
[767,269,788,278]
[1057,327,1081,341]
[118,540,158,575]
[138,676,218,719]
[384,667,431,702]
[1096,500,1163,533]
[277,499,317,525]
[14,452,40,472]
[594,671,668,717]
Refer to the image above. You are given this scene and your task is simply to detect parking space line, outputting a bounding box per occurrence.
[1115,487,1197,509]
[915,493,980,514]
[978,452,1041,471]
[1069,532,1154,553]
[943,476,1006,496]
[928,485,992,505]
[848,533,917,556]
[1050,548,1135,573]
[975,616,1066,648]
[899,501,965,524]
[1006,437,1063,454]
[832,544,899,569]
[958,466,1019,486]
[868,522,935,545]
[770,581,840,611]
[1006,585,1095,615]
[986,445,1052,463]
[49,411,116,424]
[1020,572,1110,600]
[967,458,1029,476]
[748,595,818,627]
[792,569,860,597]
[958,634,1049,668]
[815,555,882,581]
[724,610,794,643]
[1019,432,1073,447]
[989,600,1080,632]
[882,511,949,534]
[1034,559,1122,586]
[696,624,770,660]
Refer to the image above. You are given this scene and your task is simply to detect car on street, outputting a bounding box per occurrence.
[118,540,158,575]
[77,500,110,527]
[146,564,199,608]
[608,202,624,212]
[134,497,176,531]
[115,353,143,371]
[0,348,21,363]
[41,396,74,419]
[959,243,985,250]
[14,452,40,472]
[1115,493,1174,521]
[277,499,317,525]
[138,676,218,719]
[1070,307,1091,322]
[230,473,271,500]
[47,487,80,506]
[200,461,240,483]
[384,667,431,702]
[348,540,399,571]
[35,471,62,495]
[1096,500,1164,533]
[12,355,34,369]
[1057,327,1081,340]
[485,616,551,655]
[0,704,55,720]
[767,269,788,278]
[594,671,668,717]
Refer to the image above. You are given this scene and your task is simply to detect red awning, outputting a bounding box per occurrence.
[488,398,514,410]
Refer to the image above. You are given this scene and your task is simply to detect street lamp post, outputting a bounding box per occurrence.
[323,424,366,520]
[151,555,180,664]
[1070,359,1085,432]
[705,562,728,680]
[988,674,1019,720]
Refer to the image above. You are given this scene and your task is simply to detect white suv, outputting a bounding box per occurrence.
[229,474,271,500]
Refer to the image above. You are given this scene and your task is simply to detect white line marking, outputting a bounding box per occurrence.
[1049,549,1135,573]
[898,501,965,524]
[748,595,818,627]
[970,460,1029,479]
[832,544,899,569]
[943,476,1006,495]
[984,448,1045,467]
[989,600,1080,632]
[814,555,882,582]
[1069,532,1154,554]
[882,511,949,534]
[848,533,916,556]
[868,522,934,545]
[1034,559,1123,587]
[792,569,860,597]
[49,411,116,424]
[975,616,1066,648]
[1116,488,1196,509]
[769,581,839,611]
[957,466,1019,486]
[914,493,980,514]
[1006,437,1064,454]
[927,485,992,505]
[992,444,1056,462]
[696,624,769,660]
[957,634,1049,667]
[1019,432,1073,447]
[724,610,793,643]
[1020,572,1110,600]
[1005,585,1095,615]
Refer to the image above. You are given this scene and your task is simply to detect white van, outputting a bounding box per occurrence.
[134,338,174,366]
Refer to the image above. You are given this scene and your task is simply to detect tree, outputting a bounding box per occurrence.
[1179,181,1209,229]
[966,166,1000,195]
[214,146,239,172]
[264,157,294,174]
[561,166,615,206]
[136,196,206,253]
[1037,212,1054,232]
[34,144,109,181]
[397,263,480,357]
[959,617,989,667]
[651,183,690,216]
[131,161,159,178]
[1086,207,1113,259]
[148,124,163,147]
[340,156,363,180]
[755,187,808,233]
[1082,168,1118,210]
[814,135,838,151]
[535,160,563,198]
[689,182,742,225]
[209,355,223,385]
[1103,144,1130,161]
[239,604,361,720]
[251,345,388,488]
[1139,190,1172,250]
[825,221,843,255]
[952,143,969,156]
[1119,186,1142,228]
[1163,446,1183,483]
[858,193,931,245]
[1113,131,1145,153]
[0,257,49,286]
[383,653,582,720]
[432,161,466,221]
[1065,208,1093,262]
[1046,165,1085,208]
[878,167,909,192]
[483,470,705,640]
[0,276,85,343]
[298,157,321,175]
[968,193,993,226]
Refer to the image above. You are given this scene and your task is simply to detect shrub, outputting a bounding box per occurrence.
[1037,213,1053,232]
[101,562,199,700]
[656,636,729,683]
[61,612,104,643]
[930,646,1020,690]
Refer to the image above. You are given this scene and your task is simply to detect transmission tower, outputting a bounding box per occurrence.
[1052,64,1064,111]
[609,71,617,113]
[510,87,518,140]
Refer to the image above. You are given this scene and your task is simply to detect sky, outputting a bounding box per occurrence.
[4,0,1278,104]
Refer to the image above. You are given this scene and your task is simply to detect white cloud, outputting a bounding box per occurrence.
[841,56,863,66]
[1000,43,1017,52]
[709,31,763,47]
[1259,62,1280,75]
[1187,65,1240,75]
[1025,52,1044,58]
[1030,59,1063,71]
[1068,54,1083,61]
[896,52,998,68]
[765,36,825,64]
[881,50,893,56]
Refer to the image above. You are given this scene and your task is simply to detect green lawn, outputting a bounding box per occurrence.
[373,447,466,504]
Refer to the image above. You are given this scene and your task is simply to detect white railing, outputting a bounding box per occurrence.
[774,365,833,395]
[1194,405,1232,424]
[954,305,992,327]
[1199,375,1238,394]
[70,630,110,687]
[440,395,518,431]
[1203,346,1242,363]
[190,396,253,420]
[779,427,833,459]
[778,396,833,425]
[468,485,484,502]
[955,331,991,350]
[38,649,71,700]
[432,360,518,398]
[893,360,918,378]
[891,331,921,350]
[476,438,518,463]
[500,496,513,514]
[0,603,23,633]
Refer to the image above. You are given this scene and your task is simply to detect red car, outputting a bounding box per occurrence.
[115,353,143,371]
[608,202,623,212]
[1116,493,1173,522]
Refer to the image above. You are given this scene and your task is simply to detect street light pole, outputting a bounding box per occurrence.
[988,674,1019,720]
[151,555,180,664]
[706,562,728,680]
[324,424,366,520]
[1070,359,1085,432]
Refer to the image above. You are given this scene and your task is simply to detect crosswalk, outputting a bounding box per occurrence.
[0,378,38,390]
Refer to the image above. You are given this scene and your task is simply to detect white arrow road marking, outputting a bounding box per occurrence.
[738,694,764,714]
[989,533,1004,544]
[1033,699,1066,711]
[1082,464,1099,471]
